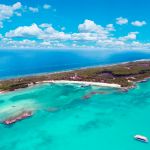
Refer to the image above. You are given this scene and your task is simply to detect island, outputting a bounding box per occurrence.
[0,60,150,92]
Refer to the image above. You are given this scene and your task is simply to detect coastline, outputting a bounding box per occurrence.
[0,60,150,93]
[37,80,121,88]
[0,80,121,95]
[1,58,149,81]
[5,77,150,95]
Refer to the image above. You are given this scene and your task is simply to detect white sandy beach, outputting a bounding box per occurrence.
[0,80,121,95]
[40,80,121,88]
[0,91,6,94]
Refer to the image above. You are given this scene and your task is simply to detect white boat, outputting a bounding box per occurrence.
[134,135,148,143]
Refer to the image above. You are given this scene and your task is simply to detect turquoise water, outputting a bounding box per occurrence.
[0,81,150,150]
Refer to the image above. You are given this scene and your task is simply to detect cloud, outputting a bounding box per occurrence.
[72,33,99,41]
[4,20,115,49]
[39,24,71,40]
[5,23,71,40]
[29,7,39,13]
[97,39,125,49]
[43,4,51,9]
[2,19,150,50]
[119,32,139,41]
[0,38,37,48]
[5,24,43,38]
[131,20,146,27]
[0,2,22,28]
[78,20,107,33]
[78,19,110,40]
[12,2,22,10]
[106,24,115,31]
[5,20,114,46]
[116,17,128,25]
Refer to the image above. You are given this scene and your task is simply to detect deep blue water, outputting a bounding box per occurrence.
[0,49,150,79]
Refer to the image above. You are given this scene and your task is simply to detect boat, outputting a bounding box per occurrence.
[134,135,149,143]
[3,111,32,125]
[80,85,90,88]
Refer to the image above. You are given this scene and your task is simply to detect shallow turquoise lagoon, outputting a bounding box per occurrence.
[0,81,150,150]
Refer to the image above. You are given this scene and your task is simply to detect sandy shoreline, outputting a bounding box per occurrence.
[37,80,121,88]
[0,80,121,95]
[1,60,150,94]
[0,91,6,94]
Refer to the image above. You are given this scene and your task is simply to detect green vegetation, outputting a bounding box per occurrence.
[0,61,150,91]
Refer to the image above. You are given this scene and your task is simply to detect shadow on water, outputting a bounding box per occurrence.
[0,100,4,104]
[78,117,113,132]
[62,98,90,110]
[35,130,53,148]
[0,140,19,150]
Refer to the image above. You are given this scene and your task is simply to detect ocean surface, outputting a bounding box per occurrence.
[0,81,150,150]
[0,49,150,79]
[1,49,150,150]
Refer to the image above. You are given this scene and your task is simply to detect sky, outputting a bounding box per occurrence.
[0,0,150,50]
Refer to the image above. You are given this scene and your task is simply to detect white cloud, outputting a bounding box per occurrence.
[5,24,43,38]
[78,19,111,40]
[41,41,51,46]
[39,24,71,40]
[4,20,115,48]
[29,7,39,13]
[131,20,146,27]
[116,17,128,25]
[5,23,71,41]
[97,39,125,49]
[12,2,22,10]
[43,4,51,9]
[0,2,22,28]
[72,33,99,41]
[0,37,38,48]
[2,19,150,50]
[79,20,106,33]
[106,24,115,31]
[0,2,149,50]
[119,32,139,41]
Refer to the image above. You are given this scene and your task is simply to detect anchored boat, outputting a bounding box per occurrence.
[134,135,148,143]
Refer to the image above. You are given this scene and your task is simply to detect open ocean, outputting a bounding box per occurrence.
[0,49,150,79]
[0,49,150,150]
